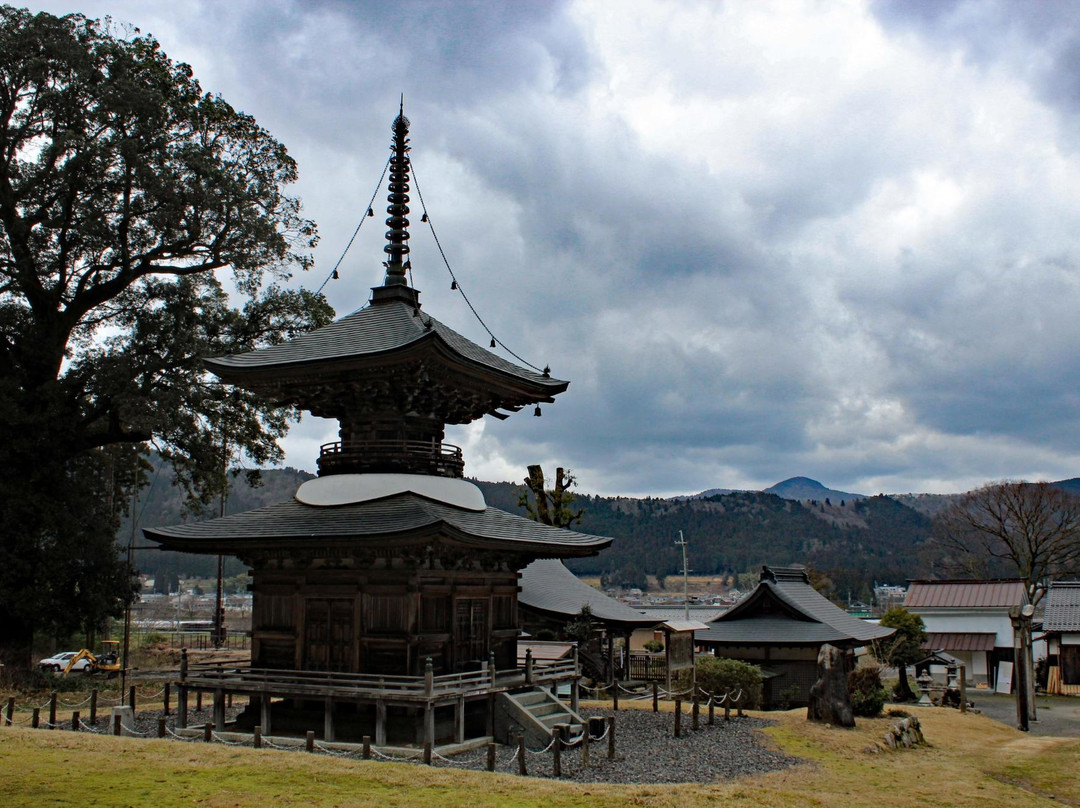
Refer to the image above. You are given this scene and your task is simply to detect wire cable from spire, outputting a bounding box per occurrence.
[410,161,548,376]
[314,156,392,296]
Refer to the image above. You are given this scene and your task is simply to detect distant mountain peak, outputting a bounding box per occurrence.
[764,477,866,502]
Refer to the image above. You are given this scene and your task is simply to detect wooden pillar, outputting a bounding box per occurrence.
[32,708,40,729]
[362,736,371,759]
[612,679,619,711]
[89,690,98,725]
[692,696,699,730]
[456,695,465,744]
[674,698,682,737]
[71,711,80,732]
[517,733,527,775]
[129,686,137,712]
[178,686,188,729]
[424,702,435,750]
[552,726,562,777]
[254,726,262,749]
[260,694,272,736]
[607,632,615,685]
[571,678,580,715]
[525,649,534,685]
[486,742,497,772]
[324,696,335,743]
[424,657,434,696]
[305,730,315,752]
[959,665,968,714]
[423,740,432,765]
[196,691,203,712]
[375,700,387,747]
[213,689,225,732]
[486,693,495,738]
[49,693,57,728]
[607,716,615,759]
[158,717,166,738]
[203,722,212,742]
[652,682,658,712]
[113,715,122,736]
[708,699,715,725]
[163,683,171,716]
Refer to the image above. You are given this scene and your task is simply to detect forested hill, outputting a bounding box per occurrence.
[474,480,933,597]
[127,460,933,596]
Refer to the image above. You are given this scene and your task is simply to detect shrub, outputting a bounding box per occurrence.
[643,639,664,653]
[849,666,888,717]
[677,656,763,709]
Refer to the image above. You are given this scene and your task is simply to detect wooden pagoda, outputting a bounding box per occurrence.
[145,107,611,748]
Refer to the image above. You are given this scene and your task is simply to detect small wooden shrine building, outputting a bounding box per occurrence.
[696,565,893,708]
[146,108,611,747]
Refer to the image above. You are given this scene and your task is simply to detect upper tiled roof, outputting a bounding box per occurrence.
[205,298,565,391]
[904,579,1027,609]
[1043,581,1080,632]
[519,560,657,628]
[697,564,893,647]
[144,493,609,557]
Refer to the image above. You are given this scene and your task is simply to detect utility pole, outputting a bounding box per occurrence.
[675,531,690,621]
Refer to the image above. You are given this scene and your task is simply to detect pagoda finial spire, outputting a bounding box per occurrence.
[382,98,412,287]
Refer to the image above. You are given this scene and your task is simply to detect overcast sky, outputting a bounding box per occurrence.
[24,0,1080,497]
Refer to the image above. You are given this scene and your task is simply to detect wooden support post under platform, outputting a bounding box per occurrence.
[178,686,188,729]
[612,680,619,711]
[213,689,225,731]
[324,696,335,743]
[375,700,387,747]
[261,694,272,736]
[571,678,580,715]
[456,695,465,744]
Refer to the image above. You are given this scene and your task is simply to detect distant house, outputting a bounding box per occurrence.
[1042,581,1080,695]
[904,579,1029,687]
[696,565,893,708]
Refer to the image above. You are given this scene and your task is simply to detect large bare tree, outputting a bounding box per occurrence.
[934,481,1080,606]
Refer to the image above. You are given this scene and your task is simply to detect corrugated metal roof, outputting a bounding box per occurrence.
[923,632,997,652]
[1043,581,1080,632]
[144,494,610,556]
[519,560,656,627]
[205,299,564,390]
[904,579,1027,609]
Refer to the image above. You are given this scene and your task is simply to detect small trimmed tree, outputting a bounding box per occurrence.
[678,656,763,709]
[872,607,927,701]
[848,665,888,717]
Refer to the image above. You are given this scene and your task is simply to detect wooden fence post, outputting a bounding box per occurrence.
[129,686,136,712]
[607,716,615,759]
[306,730,315,752]
[49,692,57,727]
[518,733,527,776]
[158,717,166,738]
[612,680,619,711]
[486,742,497,772]
[708,699,715,725]
[254,726,262,749]
[674,698,682,737]
[5,697,14,726]
[362,735,370,759]
[71,711,80,732]
[203,722,212,742]
[163,683,171,716]
[32,708,40,729]
[959,665,968,714]
[692,696,699,730]
[652,682,658,712]
[114,714,122,736]
[582,722,590,765]
[552,728,562,777]
[423,740,432,765]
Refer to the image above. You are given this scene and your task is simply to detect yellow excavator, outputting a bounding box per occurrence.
[63,640,122,677]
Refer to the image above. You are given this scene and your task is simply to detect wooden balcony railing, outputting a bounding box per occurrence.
[318,440,464,478]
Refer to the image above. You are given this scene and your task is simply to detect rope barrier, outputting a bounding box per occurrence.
[210,730,247,746]
[525,735,559,755]
[56,694,94,707]
[312,740,353,758]
[259,736,296,751]
[368,745,423,762]
[164,726,199,742]
[120,721,150,737]
[77,718,104,734]
[501,745,521,767]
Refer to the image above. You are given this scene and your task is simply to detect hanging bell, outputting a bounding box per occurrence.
[450,280,458,290]
[367,207,374,217]
[331,269,340,280]
[534,405,542,417]
[490,338,497,348]
[421,212,429,223]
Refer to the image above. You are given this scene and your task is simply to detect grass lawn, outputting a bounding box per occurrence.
[2,702,1077,807]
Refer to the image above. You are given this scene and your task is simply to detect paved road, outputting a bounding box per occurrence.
[960,691,1080,737]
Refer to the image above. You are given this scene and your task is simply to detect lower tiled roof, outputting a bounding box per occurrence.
[1044,581,1080,632]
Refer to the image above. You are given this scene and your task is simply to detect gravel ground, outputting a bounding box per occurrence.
[98,704,803,784]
